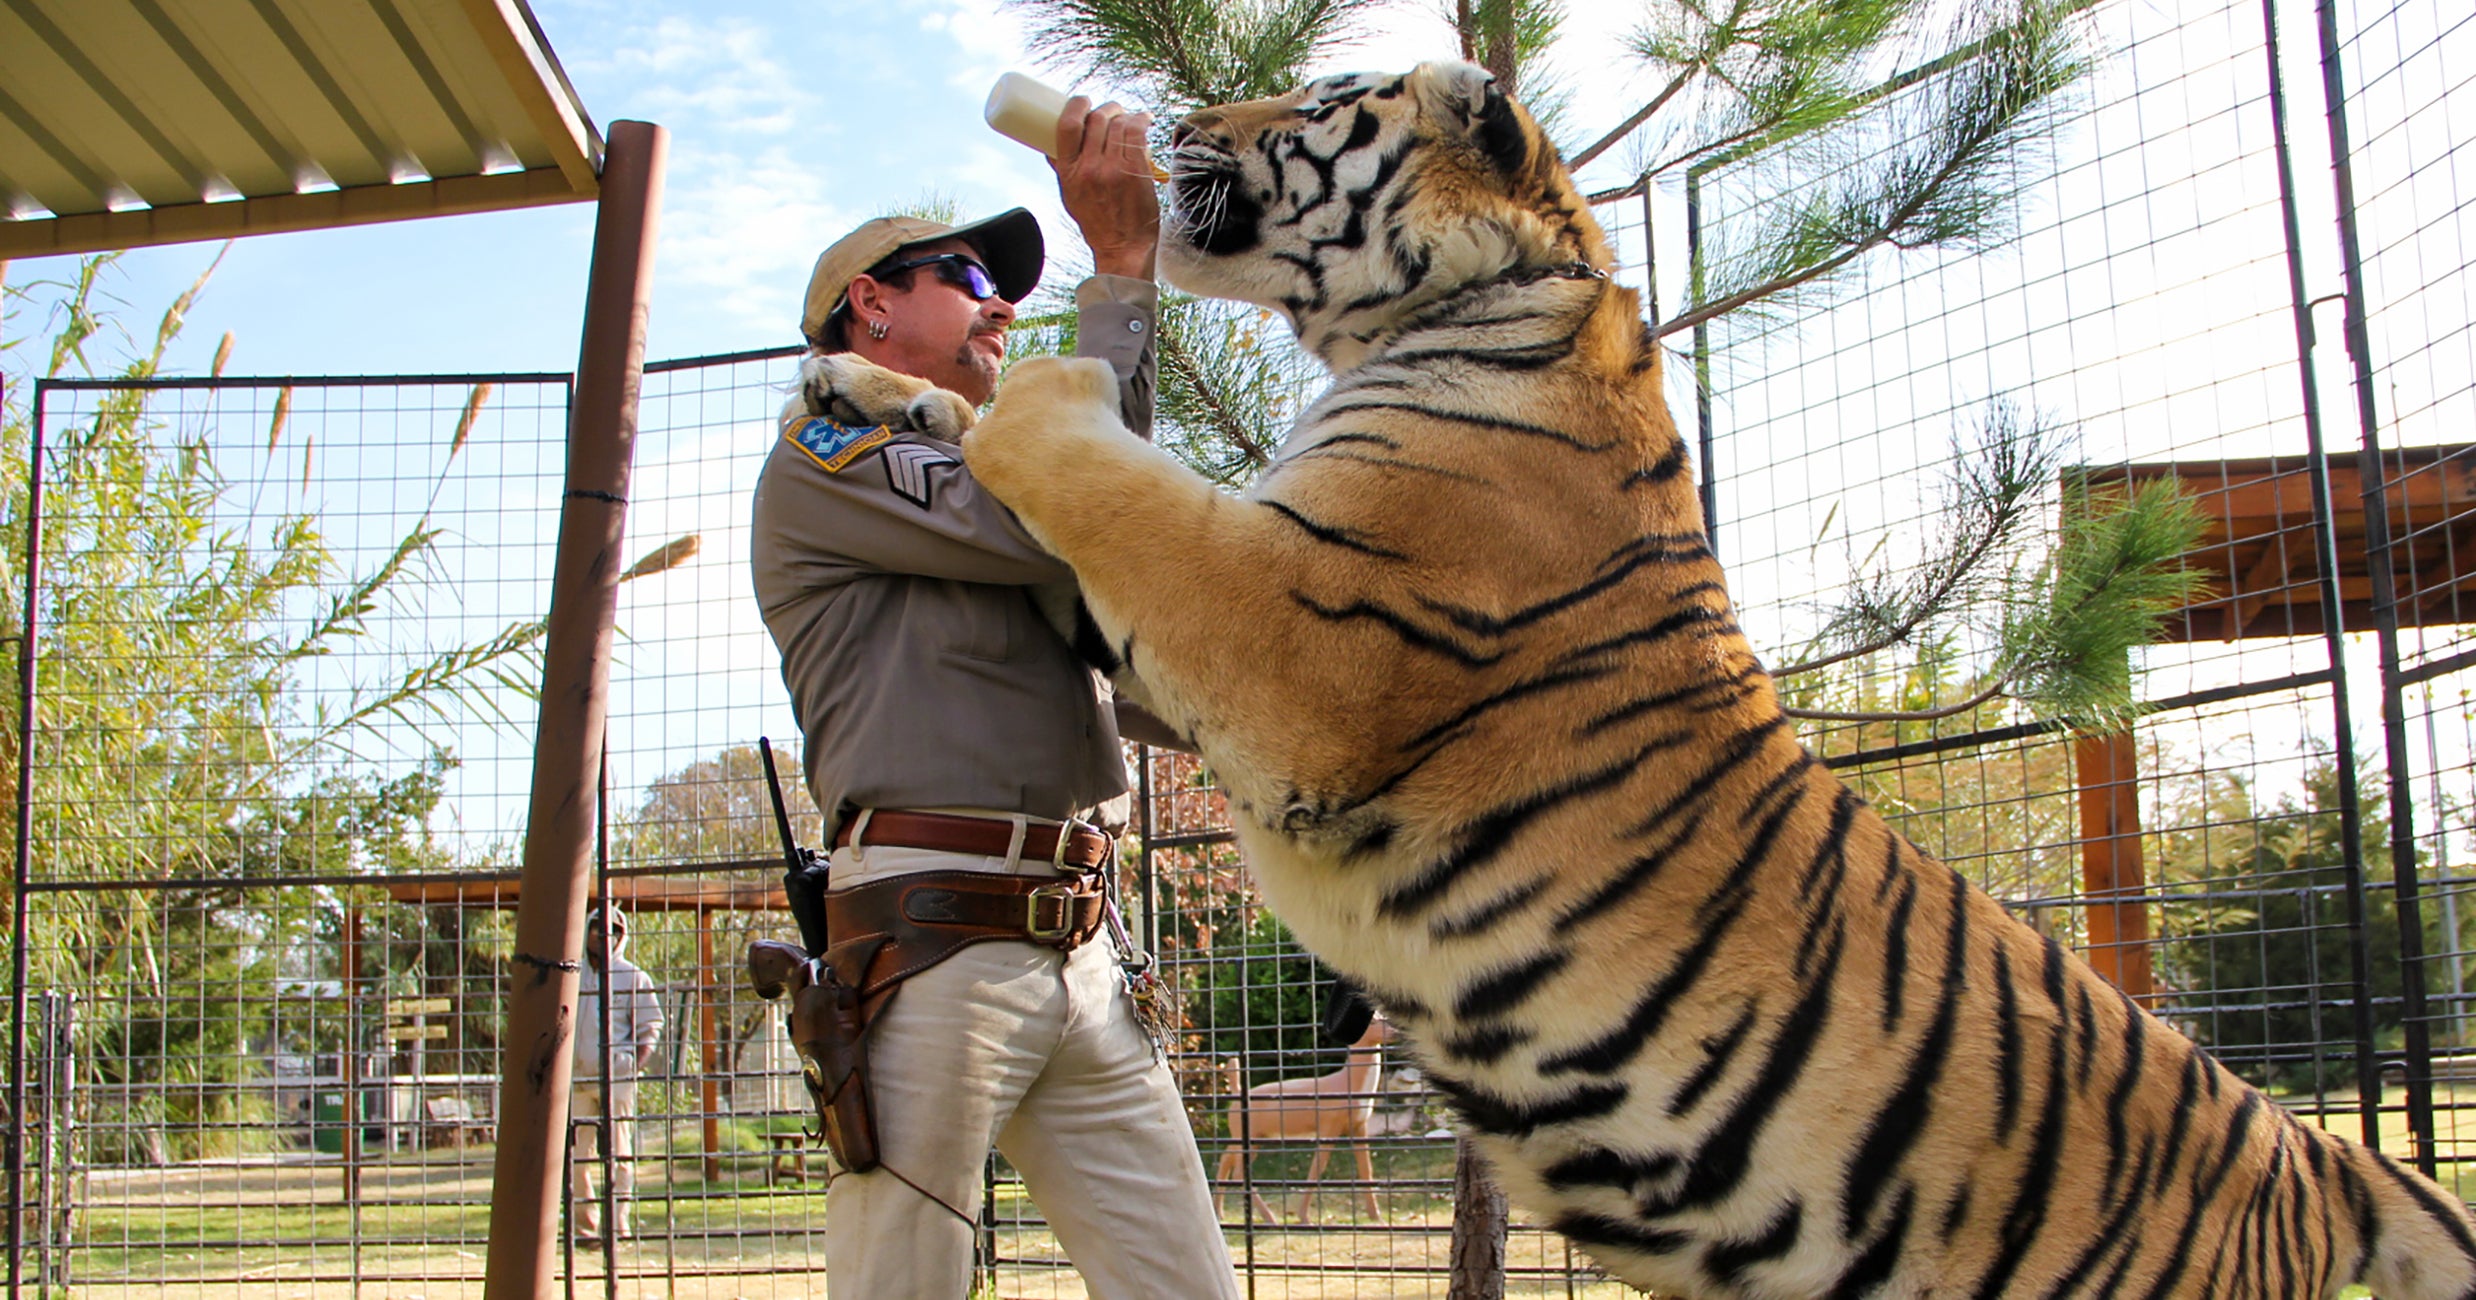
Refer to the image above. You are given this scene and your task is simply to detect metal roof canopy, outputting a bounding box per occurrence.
[0,0,601,259]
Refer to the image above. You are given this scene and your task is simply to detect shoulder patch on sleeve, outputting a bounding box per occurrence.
[880,441,958,509]
[785,415,894,473]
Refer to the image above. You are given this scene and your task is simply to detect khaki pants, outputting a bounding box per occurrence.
[824,843,1238,1299]
[570,1080,636,1238]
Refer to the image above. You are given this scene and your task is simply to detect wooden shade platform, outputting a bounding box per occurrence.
[2081,445,2476,642]
[379,863,785,913]
[382,863,789,1184]
[2068,446,2476,1001]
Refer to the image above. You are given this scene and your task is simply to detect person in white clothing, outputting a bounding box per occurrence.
[571,904,663,1244]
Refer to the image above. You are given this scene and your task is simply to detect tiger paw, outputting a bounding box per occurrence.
[968,356,1121,460]
[796,352,977,441]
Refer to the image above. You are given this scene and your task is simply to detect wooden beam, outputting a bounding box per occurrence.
[382,870,784,912]
[2075,730,2154,1003]
[0,165,588,259]
[2225,530,2305,638]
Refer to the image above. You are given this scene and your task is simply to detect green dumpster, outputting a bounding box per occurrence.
[313,1094,344,1154]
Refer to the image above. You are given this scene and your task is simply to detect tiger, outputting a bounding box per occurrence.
[811,59,2476,1297]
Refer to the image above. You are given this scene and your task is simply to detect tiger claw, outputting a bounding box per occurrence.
[798,353,977,440]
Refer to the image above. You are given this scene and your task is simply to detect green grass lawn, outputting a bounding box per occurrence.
[43,1094,2475,1299]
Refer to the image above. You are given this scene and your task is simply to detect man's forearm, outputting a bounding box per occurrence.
[1093,247,1156,281]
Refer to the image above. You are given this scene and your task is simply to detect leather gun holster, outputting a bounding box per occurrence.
[748,937,888,1172]
[747,868,1106,1174]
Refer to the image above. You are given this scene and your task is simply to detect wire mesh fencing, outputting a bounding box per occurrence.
[1676,0,2476,1194]
[6,0,2476,1295]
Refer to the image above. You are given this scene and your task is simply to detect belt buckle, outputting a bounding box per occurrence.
[1025,882,1077,943]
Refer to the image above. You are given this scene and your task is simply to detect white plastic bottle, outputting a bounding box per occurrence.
[985,72,1170,179]
[985,71,1074,158]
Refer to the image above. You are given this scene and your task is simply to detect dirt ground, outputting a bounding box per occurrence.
[51,1140,1637,1300]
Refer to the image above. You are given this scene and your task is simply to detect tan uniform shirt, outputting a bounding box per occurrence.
[751,275,1158,839]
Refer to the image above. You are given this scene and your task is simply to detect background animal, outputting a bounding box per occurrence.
[1215,1014,1397,1223]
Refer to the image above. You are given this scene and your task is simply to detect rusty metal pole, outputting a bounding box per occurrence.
[698,910,720,1183]
[343,905,363,1208]
[483,118,665,1300]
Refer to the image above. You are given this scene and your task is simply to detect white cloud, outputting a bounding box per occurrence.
[925,0,1039,93]
[654,144,858,334]
[573,15,819,137]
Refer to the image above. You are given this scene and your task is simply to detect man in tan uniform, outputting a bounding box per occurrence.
[749,100,1239,1298]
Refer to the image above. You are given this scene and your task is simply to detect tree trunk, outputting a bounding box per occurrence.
[1448,1137,1508,1300]
[1485,25,1519,96]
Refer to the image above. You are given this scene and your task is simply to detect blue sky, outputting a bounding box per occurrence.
[0,0,1658,841]
[4,0,1650,378]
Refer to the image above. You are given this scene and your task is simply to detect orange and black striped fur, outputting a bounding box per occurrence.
[960,61,2476,1296]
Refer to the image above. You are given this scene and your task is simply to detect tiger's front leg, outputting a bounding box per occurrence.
[963,357,1376,819]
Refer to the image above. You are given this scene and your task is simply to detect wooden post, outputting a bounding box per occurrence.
[2075,730,2154,1003]
[482,119,665,1300]
[1447,1138,1507,1300]
[699,910,720,1183]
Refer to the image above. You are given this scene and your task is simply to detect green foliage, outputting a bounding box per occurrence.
[1183,909,1333,1084]
[2153,760,2460,1090]
[1657,0,2092,335]
[1778,402,2207,730]
[1007,0,1390,112]
[2007,476,2209,729]
[0,254,546,1160]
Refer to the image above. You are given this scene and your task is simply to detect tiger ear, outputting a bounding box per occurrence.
[1417,60,1530,174]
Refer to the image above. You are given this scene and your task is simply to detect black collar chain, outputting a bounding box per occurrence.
[1499,260,1611,287]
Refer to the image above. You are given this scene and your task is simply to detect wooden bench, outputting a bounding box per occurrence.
[424,1096,494,1148]
[765,1131,813,1185]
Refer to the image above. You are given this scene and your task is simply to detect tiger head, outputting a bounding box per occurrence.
[1162,61,1615,369]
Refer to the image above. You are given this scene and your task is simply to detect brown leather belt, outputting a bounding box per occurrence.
[824,870,1107,996]
[833,809,1114,871]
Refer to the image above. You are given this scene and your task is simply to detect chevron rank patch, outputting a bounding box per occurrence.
[880,441,958,509]
[785,416,893,473]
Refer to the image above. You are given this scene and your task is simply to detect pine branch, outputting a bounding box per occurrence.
[1568,66,1700,170]
[1158,325,1276,473]
[1783,677,2008,723]
[1656,0,2087,337]
[1006,0,1385,110]
[1776,399,2059,679]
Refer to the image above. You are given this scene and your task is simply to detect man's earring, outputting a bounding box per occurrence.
[867,320,890,340]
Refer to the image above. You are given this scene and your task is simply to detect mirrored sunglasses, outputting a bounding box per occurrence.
[879,252,1000,301]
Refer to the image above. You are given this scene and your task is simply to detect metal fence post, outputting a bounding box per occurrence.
[8,375,49,1300]
[483,118,666,1300]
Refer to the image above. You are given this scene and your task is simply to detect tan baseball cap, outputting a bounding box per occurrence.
[799,207,1045,344]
